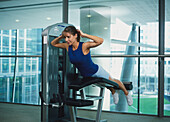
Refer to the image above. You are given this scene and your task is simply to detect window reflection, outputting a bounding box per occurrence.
[165,0,170,116]
[69,0,170,116]
[0,29,42,105]
[165,58,170,116]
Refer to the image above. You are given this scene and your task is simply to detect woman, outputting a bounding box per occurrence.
[51,25,133,106]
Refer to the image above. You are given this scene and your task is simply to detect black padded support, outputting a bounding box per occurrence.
[68,77,133,91]
[65,98,93,107]
[68,77,119,91]
[114,82,133,90]
[123,82,133,90]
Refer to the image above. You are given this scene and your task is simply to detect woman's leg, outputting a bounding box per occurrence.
[107,86,119,104]
[109,76,129,96]
[108,76,133,106]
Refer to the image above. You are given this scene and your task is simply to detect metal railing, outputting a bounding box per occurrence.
[91,54,170,58]
[0,55,42,57]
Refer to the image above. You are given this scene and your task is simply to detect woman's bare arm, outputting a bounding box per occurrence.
[51,35,68,50]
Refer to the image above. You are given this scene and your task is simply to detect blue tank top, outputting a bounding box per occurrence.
[68,42,98,77]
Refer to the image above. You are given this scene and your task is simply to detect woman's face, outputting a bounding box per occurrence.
[62,32,77,45]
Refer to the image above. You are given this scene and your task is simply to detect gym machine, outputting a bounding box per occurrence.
[41,23,73,122]
[40,23,133,122]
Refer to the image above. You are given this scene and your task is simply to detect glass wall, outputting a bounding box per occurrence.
[0,29,42,105]
[69,0,170,116]
[0,0,62,105]
[165,0,170,116]
[165,58,170,116]
[109,57,159,115]
[165,0,170,55]
[0,0,169,117]
[0,1,62,29]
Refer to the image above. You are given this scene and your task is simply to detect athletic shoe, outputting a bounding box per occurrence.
[126,93,133,106]
[112,92,119,104]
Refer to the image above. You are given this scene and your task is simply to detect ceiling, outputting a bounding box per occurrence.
[0,0,169,30]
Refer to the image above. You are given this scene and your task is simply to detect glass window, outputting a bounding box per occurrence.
[31,85,38,104]
[17,29,42,55]
[2,36,9,52]
[32,75,37,85]
[0,34,1,51]
[26,77,31,85]
[165,0,170,55]
[26,28,42,55]
[11,38,16,52]
[0,58,15,103]
[15,29,43,55]
[0,29,16,55]
[164,58,170,116]
[165,0,170,116]
[0,77,7,102]
[3,30,9,35]
[0,28,42,105]
[8,57,41,105]
[32,59,37,71]
[26,58,31,72]
[18,58,24,72]
[19,30,24,38]
[12,30,16,37]
[1,0,169,117]
[25,87,30,103]
[18,38,24,53]
[69,0,159,115]
[2,58,9,73]
[10,58,15,73]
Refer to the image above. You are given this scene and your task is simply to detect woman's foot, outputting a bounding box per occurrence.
[112,92,119,104]
[126,93,133,106]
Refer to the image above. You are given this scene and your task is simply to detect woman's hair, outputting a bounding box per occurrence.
[63,26,80,42]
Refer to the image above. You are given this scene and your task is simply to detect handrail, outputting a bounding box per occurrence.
[91,54,170,58]
[1,54,170,58]
[0,55,42,57]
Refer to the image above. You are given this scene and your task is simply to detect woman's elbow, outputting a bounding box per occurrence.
[100,38,104,45]
[51,41,54,46]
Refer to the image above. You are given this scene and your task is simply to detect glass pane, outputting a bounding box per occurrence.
[165,0,170,55]
[18,58,24,72]
[140,23,158,55]
[109,57,138,113]
[3,30,9,35]
[139,58,158,115]
[0,57,15,102]
[0,1,62,29]
[2,36,9,53]
[2,58,9,73]
[69,0,158,115]
[0,29,17,55]
[0,57,41,104]
[89,57,159,115]
[17,28,42,55]
[164,58,170,116]
[109,57,158,115]
[11,37,16,52]
[0,77,14,102]
[12,30,17,37]
[70,0,159,55]
[14,57,41,104]
[165,0,170,116]
[0,30,1,51]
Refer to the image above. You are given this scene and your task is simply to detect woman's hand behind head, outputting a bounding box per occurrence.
[77,29,85,38]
